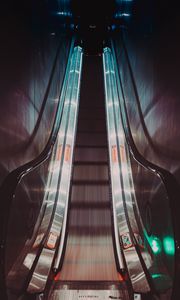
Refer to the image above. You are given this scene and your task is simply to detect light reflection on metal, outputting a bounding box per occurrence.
[23,46,83,294]
[50,289,129,299]
[8,47,76,287]
[8,45,79,289]
[58,132,65,139]
[33,233,45,249]
[112,164,120,177]
[52,97,59,102]
[23,254,36,270]
[103,49,125,273]
[108,42,175,292]
[103,47,150,293]
[53,47,83,271]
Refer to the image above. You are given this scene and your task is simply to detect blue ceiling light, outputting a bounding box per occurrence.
[122,13,131,17]
[56,11,72,17]
[51,10,72,18]
[115,12,131,19]
[115,0,133,4]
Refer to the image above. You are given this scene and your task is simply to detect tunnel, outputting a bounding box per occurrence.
[0,0,180,299]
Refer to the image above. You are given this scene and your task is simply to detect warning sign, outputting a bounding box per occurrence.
[121,232,133,249]
[112,145,118,163]
[56,145,62,161]
[120,145,125,162]
[65,145,71,162]
[46,232,58,249]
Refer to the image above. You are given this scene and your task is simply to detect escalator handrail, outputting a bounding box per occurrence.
[26,46,83,294]
[0,37,75,297]
[104,47,156,294]
[111,39,180,298]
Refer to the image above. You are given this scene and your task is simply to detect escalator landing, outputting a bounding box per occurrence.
[50,281,130,300]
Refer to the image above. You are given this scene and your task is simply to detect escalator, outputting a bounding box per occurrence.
[47,55,131,299]
[0,42,179,300]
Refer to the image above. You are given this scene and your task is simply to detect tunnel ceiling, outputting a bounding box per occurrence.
[71,0,116,22]
[3,0,178,35]
[2,0,147,32]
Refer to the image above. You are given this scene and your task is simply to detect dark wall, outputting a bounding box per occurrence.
[0,3,71,186]
[114,1,180,184]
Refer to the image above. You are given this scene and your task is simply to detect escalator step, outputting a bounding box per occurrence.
[76,133,107,147]
[78,108,105,119]
[71,185,110,203]
[72,180,109,185]
[77,130,106,134]
[74,147,108,162]
[77,119,106,132]
[68,207,112,226]
[73,165,108,181]
[70,201,110,209]
[75,145,107,148]
[74,161,108,166]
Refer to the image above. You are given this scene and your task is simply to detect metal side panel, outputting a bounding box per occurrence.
[27,46,83,294]
[50,289,130,300]
[103,47,150,293]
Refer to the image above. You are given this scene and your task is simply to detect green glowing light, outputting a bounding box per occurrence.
[163,237,175,256]
[152,274,162,279]
[151,238,161,254]
[144,232,162,255]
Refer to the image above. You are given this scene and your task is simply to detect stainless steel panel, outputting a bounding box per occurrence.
[50,289,129,300]
[110,43,174,295]
[26,46,83,294]
[103,47,150,293]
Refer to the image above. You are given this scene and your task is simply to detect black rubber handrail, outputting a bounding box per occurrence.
[111,38,180,299]
[0,37,75,299]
